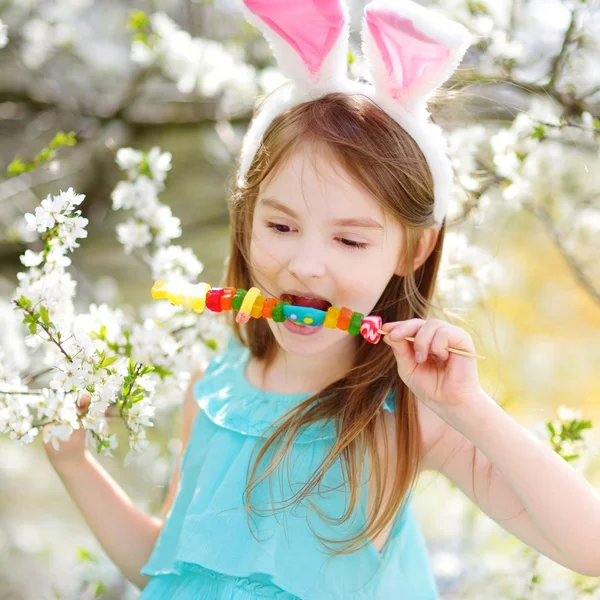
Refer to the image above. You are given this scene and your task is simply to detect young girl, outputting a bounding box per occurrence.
[43,1,600,598]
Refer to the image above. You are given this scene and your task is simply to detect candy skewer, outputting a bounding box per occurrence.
[151,280,485,360]
[375,330,485,360]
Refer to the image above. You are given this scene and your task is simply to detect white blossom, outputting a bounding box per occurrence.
[19,250,44,268]
[0,19,8,49]
[111,177,159,213]
[116,148,144,172]
[132,12,257,114]
[150,245,204,281]
[21,19,54,69]
[436,232,503,309]
[116,219,152,253]
[42,423,77,451]
[130,39,157,66]
[60,215,89,251]
[147,205,182,244]
[146,147,172,183]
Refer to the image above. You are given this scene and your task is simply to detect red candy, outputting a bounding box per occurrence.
[206,288,224,312]
[360,315,382,344]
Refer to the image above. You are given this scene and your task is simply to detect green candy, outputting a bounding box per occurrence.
[347,311,364,336]
[271,301,290,322]
[231,289,247,312]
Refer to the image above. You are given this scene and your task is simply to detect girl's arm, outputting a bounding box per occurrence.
[422,392,600,577]
[49,367,203,590]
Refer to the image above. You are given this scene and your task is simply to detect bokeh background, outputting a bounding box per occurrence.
[0,0,599,598]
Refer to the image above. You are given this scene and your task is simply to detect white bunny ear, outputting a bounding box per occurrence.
[361,0,473,112]
[239,0,350,87]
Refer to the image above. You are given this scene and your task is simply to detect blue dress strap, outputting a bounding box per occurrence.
[382,387,396,412]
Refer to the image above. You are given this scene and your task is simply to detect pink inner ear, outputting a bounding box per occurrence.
[245,0,345,77]
[366,9,450,100]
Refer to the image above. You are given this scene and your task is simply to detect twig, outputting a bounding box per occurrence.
[522,202,600,304]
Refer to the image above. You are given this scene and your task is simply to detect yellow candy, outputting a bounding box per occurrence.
[166,281,187,306]
[237,286,260,324]
[323,306,340,328]
[152,280,211,313]
[186,282,211,313]
[250,295,266,318]
[151,280,169,299]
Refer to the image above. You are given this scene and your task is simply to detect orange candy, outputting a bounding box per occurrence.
[262,297,278,318]
[336,307,353,331]
[220,287,236,311]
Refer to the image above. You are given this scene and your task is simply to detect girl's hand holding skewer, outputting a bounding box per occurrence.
[381,319,483,414]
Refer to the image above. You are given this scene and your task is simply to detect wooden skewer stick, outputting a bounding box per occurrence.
[376,329,486,360]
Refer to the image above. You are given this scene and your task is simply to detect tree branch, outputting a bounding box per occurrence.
[522,202,600,304]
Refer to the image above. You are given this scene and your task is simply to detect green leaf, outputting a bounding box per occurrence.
[130,392,145,404]
[28,322,37,335]
[204,338,218,351]
[40,306,50,326]
[49,131,76,149]
[101,355,119,368]
[92,581,106,596]
[16,295,32,310]
[127,9,150,32]
[467,1,489,15]
[152,365,172,380]
[531,124,546,140]
[76,547,97,563]
[38,147,52,162]
[132,32,149,44]
[7,157,29,177]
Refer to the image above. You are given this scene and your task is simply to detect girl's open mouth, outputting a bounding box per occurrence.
[280,294,332,313]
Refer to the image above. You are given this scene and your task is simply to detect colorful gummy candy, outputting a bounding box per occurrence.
[151,280,384,344]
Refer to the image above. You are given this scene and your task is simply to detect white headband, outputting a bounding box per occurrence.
[236,0,473,228]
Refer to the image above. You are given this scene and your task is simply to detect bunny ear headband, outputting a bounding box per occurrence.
[236,0,474,228]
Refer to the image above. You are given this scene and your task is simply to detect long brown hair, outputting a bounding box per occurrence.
[221,91,447,556]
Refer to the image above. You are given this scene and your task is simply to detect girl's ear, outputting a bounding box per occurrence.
[395,227,439,276]
[239,0,350,86]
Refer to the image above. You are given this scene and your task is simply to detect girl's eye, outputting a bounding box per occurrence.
[265,222,368,251]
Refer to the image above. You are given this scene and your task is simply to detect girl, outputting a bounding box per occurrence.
[44,1,600,598]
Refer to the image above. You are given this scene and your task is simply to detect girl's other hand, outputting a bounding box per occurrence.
[382,318,481,414]
[43,392,92,469]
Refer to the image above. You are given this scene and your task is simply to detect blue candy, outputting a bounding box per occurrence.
[282,304,326,327]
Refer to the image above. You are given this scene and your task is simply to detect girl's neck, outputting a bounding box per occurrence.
[246,339,357,395]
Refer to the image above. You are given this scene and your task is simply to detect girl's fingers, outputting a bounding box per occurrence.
[76,392,91,412]
[410,319,445,363]
[430,326,451,361]
[385,319,452,364]
[384,320,426,357]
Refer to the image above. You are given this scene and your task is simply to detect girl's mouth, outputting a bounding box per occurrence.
[280,294,332,313]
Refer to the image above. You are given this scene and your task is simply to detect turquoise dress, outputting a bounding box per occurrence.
[139,335,440,599]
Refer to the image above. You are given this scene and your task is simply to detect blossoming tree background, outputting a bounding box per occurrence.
[0,0,598,598]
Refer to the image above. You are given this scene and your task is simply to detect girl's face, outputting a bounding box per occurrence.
[250,144,405,357]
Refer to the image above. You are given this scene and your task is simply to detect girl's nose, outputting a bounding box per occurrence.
[287,241,327,280]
